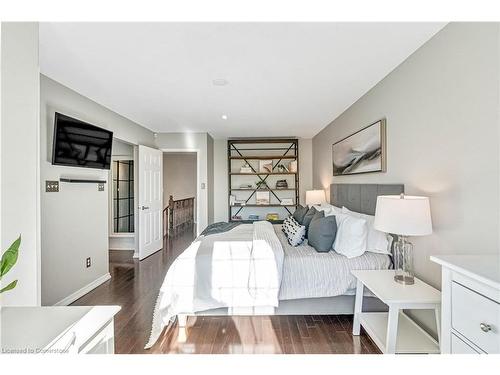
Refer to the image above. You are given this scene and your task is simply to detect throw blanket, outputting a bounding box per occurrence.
[199,221,241,237]
[145,221,284,348]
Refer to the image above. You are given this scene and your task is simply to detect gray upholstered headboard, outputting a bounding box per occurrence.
[330,183,404,215]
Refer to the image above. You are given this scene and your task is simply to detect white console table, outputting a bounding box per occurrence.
[1,305,121,354]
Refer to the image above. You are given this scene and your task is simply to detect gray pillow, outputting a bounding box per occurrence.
[292,205,308,224]
[302,206,318,230]
[308,210,338,252]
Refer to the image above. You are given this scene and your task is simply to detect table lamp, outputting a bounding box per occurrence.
[374,194,432,285]
[306,190,326,206]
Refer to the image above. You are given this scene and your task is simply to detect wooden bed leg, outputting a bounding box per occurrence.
[177,314,187,343]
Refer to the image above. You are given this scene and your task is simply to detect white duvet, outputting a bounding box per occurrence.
[145,221,284,348]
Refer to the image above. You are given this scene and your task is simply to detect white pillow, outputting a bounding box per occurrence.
[317,203,342,216]
[333,213,368,258]
[342,206,391,255]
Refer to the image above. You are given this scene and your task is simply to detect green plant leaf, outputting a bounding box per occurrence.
[0,235,21,278]
[0,279,18,293]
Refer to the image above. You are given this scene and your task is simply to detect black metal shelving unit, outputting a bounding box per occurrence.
[227,139,299,223]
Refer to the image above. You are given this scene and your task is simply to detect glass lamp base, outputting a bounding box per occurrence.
[394,274,414,285]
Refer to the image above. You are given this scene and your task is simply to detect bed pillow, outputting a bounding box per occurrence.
[292,204,309,224]
[333,213,368,258]
[342,206,391,255]
[282,216,297,237]
[318,203,342,217]
[308,210,337,252]
[301,206,318,230]
[285,218,306,246]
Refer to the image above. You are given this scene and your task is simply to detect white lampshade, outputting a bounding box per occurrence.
[306,190,326,206]
[374,195,432,236]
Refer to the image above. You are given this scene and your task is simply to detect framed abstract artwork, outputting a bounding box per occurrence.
[332,119,386,176]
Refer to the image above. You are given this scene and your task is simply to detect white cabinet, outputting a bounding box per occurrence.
[431,255,500,354]
[1,306,121,354]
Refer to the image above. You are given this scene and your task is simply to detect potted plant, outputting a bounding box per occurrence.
[0,235,20,294]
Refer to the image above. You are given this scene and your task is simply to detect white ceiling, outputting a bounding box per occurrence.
[39,22,445,138]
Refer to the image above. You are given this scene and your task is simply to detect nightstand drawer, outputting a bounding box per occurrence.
[452,282,499,353]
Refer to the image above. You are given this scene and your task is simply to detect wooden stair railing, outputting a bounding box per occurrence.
[163,195,195,237]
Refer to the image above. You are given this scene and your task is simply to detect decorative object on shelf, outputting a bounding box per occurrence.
[289,160,297,173]
[233,200,247,206]
[239,183,253,189]
[277,164,289,173]
[229,195,236,206]
[280,198,293,205]
[255,180,268,189]
[332,119,386,176]
[259,160,273,173]
[231,215,242,221]
[275,179,288,189]
[305,190,326,206]
[256,191,270,205]
[374,194,432,285]
[240,163,252,173]
[248,214,260,221]
[266,213,280,221]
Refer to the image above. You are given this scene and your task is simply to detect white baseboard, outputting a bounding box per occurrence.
[109,247,135,251]
[54,273,111,306]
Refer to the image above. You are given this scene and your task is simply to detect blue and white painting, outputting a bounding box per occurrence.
[332,119,386,176]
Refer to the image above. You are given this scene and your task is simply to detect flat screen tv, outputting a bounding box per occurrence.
[52,112,113,170]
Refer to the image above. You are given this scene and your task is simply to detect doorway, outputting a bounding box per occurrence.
[108,139,136,255]
[162,151,198,236]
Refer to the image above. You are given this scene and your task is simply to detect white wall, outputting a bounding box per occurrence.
[163,152,197,211]
[207,134,214,224]
[155,133,210,232]
[213,138,314,222]
[40,75,155,305]
[298,138,313,204]
[312,23,500,333]
[0,22,40,306]
[213,139,229,222]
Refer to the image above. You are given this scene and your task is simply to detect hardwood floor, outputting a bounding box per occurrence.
[72,226,380,354]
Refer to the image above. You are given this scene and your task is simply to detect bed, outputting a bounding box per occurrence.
[145,183,404,348]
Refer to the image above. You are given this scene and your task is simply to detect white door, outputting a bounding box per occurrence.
[138,145,163,260]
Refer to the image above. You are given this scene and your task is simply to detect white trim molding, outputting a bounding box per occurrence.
[54,273,111,306]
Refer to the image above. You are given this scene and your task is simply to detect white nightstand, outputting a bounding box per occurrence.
[351,269,441,354]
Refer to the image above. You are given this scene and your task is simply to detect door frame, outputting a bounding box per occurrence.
[160,148,200,232]
[108,139,138,257]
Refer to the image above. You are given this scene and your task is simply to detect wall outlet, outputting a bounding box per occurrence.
[86,257,91,268]
[98,182,105,192]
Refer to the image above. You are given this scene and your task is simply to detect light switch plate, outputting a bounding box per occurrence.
[46,180,59,192]
[98,182,105,191]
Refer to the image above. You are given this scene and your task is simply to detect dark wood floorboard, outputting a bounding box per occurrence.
[71,225,380,354]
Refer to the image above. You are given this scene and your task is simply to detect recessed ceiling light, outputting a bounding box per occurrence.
[212,78,229,86]
[221,114,228,120]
